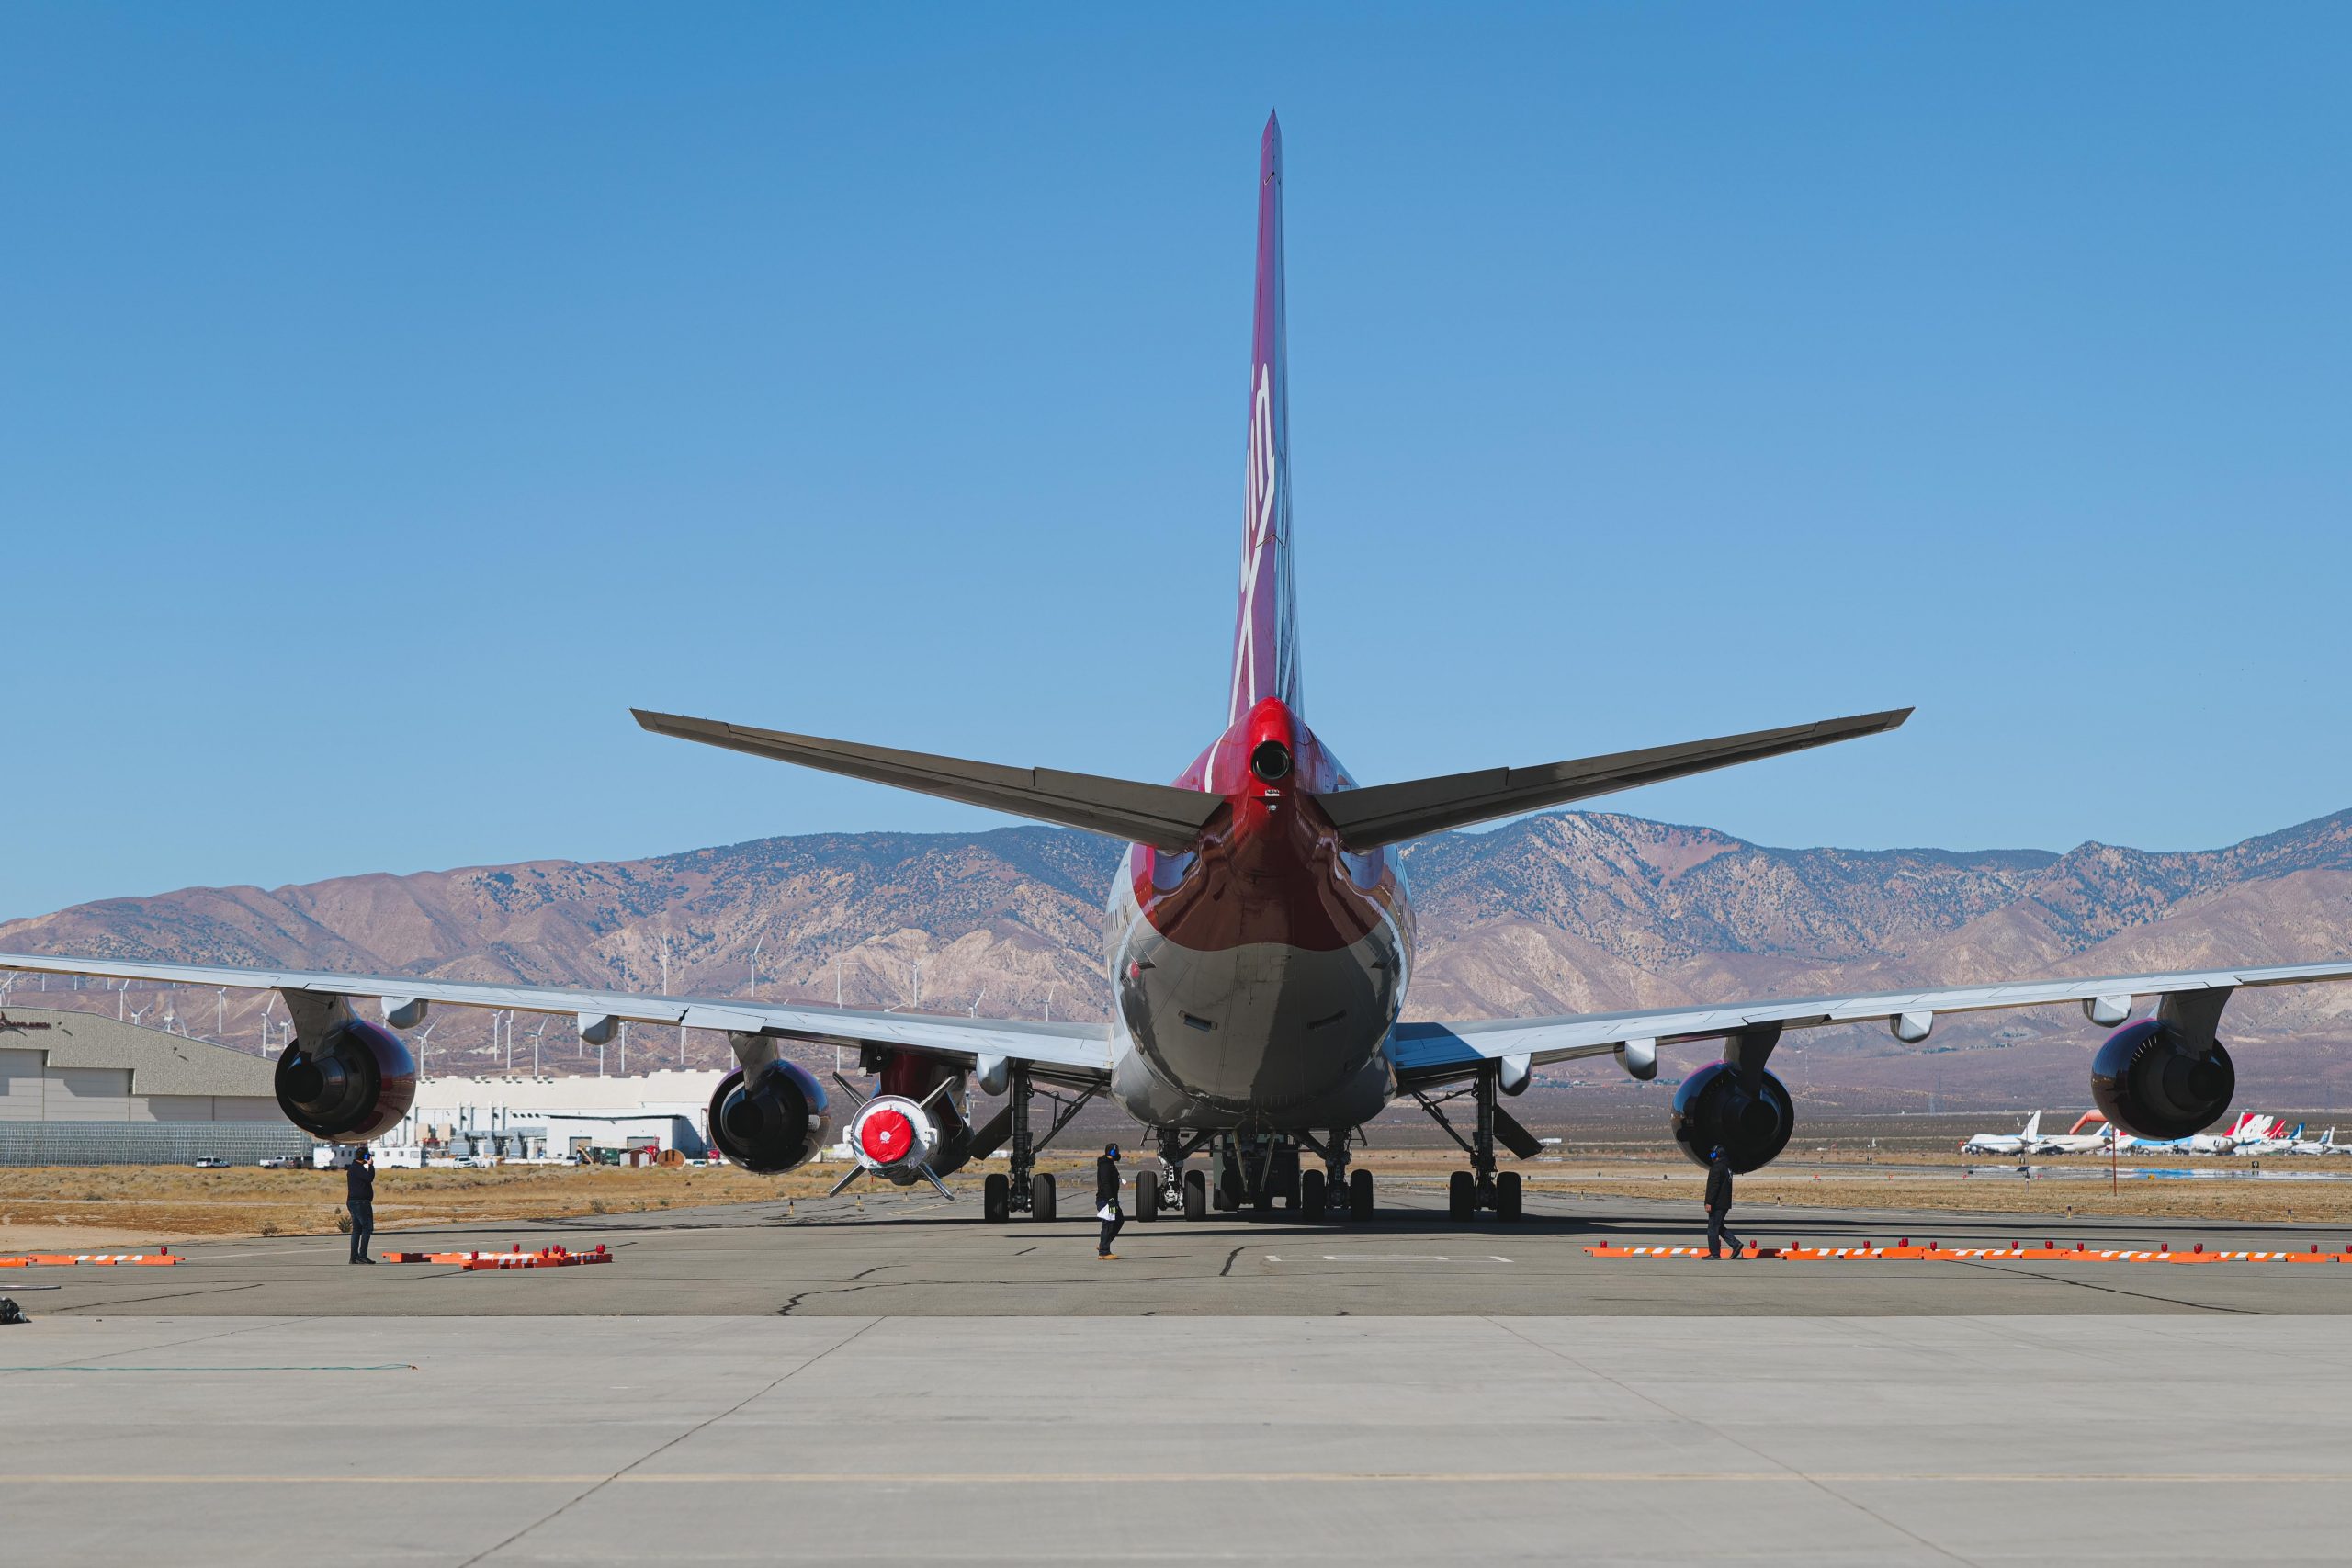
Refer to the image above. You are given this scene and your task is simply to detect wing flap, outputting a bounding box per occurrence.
[0,952,1114,1081]
[1391,958,2352,1085]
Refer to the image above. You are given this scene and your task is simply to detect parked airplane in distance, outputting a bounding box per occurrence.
[2290,1127,2343,1156]
[1961,1111,2048,1156]
[8,115,2352,1230]
[2129,1111,2282,1156]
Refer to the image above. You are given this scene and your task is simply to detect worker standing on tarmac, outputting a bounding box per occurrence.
[1704,1145,1744,1259]
[345,1145,377,1264]
[1095,1143,1125,1260]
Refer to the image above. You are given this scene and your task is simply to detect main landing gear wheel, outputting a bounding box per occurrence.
[1136,1173,1160,1223]
[1297,1168,1326,1221]
[983,1172,1010,1223]
[1448,1169,1476,1222]
[1183,1168,1210,1221]
[1496,1169,1522,1222]
[1031,1171,1057,1222]
[1349,1168,1374,1222]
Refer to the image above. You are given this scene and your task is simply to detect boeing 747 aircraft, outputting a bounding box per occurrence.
[8,117,2352,1224]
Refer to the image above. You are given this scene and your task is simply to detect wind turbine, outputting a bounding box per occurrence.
[215,987,229,1039]
[748,935,764,999]
[528,1016,549,1078]
[414,1020,438,1076]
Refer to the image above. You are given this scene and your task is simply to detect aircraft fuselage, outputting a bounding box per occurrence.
[1102,696,1412,1130]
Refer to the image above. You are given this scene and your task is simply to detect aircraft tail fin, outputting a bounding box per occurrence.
[1228,112,1302,727]
[2022,1110,2042,1140]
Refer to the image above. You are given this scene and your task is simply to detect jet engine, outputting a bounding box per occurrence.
[1668,1060,1794,1174]
[275,1019,417,1143]
[2090,1019,2234,1140]
[706,1059,833,1174]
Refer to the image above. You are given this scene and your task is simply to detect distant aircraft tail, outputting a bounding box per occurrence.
[2021,1110,2042,1140]
[1229,112,1302,728]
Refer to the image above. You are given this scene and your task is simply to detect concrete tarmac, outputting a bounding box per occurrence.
[7,1183,2352,1563]
[11,1178,2352,1317]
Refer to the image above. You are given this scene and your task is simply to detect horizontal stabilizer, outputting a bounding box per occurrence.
[1309,708,1911,850]
[633,710,1226,852]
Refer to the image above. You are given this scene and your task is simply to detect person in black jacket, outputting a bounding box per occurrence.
[1704,1145,1743,1259]
[1094,1143,1125,1259]
[345,1146,377,1264]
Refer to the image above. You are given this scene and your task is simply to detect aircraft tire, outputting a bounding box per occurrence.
[1497,1170,1522,1222]
[1348,1168,1374,1222]
[1136,1174,1159,1223]
[1183,1168,1210,1221]
[983,1172,1009,1223]
[1448,1169,1476,1222]
[1031,1171,1057,1222]
[1298,1168,1326,1220]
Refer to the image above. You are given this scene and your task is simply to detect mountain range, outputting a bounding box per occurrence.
[6,808,2351,1111]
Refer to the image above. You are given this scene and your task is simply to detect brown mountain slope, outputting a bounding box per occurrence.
[5,810,2349,1106]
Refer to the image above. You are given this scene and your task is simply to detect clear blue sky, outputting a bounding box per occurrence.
[6,5,2347,918]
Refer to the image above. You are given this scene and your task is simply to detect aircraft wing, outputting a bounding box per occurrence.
[1388,959,2352,1087]
[0,952,1113,1085]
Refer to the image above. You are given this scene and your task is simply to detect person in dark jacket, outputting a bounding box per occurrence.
[345,1146,377,1264]
[1704,1145,1744,1259]
[1094,1143,1125,1259]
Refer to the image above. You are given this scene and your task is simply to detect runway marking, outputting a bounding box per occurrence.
[6,1471,2349,1486]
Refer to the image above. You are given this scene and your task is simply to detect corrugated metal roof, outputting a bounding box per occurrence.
[0,1009,276,1098]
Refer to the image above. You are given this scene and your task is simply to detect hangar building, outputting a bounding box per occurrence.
[0,1008,307,1164]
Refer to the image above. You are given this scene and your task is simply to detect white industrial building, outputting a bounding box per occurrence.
[389,1068,725,1160]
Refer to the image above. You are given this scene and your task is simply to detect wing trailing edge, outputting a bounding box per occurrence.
[632,710,1226,853]
[1309,707,1913,851]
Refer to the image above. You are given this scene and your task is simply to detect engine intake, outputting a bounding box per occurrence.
[706,1059,832,1174]
[1669,1061,1794,1174]
[275,1019,416,1143]
[2091,1019,2234,1140]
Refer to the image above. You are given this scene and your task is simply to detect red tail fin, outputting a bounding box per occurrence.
[1228,113,1302,726]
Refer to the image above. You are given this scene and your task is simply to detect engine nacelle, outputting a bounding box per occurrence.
[1668,1060,1795,1175]
[706,1059,833,1174]
[276,1019,416,1143]
[847,1095,939,1175]
[2091,1019,2234,1140]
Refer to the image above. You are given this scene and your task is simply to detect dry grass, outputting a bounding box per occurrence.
[5,1145,2347,1245]
[0,1162,859,1242]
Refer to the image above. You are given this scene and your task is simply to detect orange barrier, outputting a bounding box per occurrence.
[0,1248,180,1268]
[383,1243,611,1269]
[1585,1240,2352,1265]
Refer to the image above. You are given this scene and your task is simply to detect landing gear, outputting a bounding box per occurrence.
[983,1172,1010,1223]
[1183,1168,1209,1220]
[1289,1126,1369,1222]
[995,1060,1097,1222]
[1136,1173,1159,1223]
[1413,1063,1526,1222]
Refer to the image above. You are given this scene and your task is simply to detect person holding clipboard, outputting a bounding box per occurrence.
[1095,1143,1125,1259]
